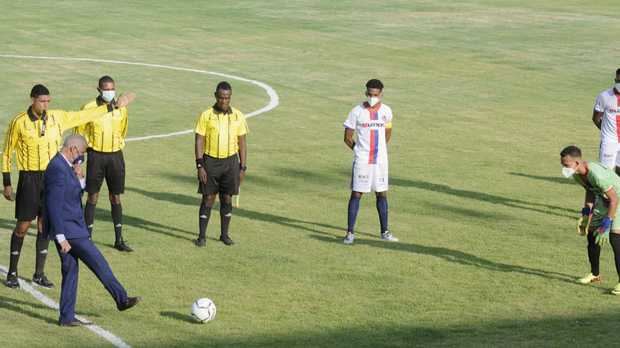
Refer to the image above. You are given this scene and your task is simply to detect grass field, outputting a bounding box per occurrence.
[1,0,620,346]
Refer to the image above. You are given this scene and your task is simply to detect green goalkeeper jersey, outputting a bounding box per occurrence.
[574,162,620,228]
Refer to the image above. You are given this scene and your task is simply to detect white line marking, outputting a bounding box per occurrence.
[0,54,280,142]
[0,265,131,348]
[0,55,280,345]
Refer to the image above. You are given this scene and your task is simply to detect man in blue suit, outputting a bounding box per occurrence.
[44,135,140,326]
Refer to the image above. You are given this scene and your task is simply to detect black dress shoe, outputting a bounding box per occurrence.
[59,320,85,327]
[114,241,134,252]
[32,273,54,288]
[5,273,19,289]
[219,235,234,246]
[118,296,141,311]
[194,238,206,247]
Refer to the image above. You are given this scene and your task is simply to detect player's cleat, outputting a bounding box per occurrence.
[32,273,54,288]
[114,241,134,252]
[220,235,234,246]
[5,273,19,288]
[194,238,206,247]
[381,231,399,242]
[117,296,141,311]
[343,232,355,245]
[612,283,620,295]
[577,273,602,284]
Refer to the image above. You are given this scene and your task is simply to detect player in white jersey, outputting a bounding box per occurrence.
[593,68,620,174]
[342,79,398,245]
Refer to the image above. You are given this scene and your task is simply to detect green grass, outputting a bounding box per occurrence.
[1,0,620,346]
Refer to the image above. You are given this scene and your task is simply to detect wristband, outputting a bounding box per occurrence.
[240,165,247,172]
[581,207,591,216]
[2,173,10,187]
[601,216,613,231]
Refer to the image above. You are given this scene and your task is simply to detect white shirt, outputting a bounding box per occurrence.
[594,88,620,143]
[55,153,86,243]
[344,102,393,165]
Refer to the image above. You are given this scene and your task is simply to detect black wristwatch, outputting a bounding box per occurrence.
[196,159,205,169]
[240,165,247,172]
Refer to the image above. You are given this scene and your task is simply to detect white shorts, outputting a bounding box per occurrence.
[599,141,620,168]
[351,160,388,193]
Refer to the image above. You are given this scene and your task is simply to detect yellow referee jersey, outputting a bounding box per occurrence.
[2,104,112,173]
[75,98,128,152]
[195,106,249,158]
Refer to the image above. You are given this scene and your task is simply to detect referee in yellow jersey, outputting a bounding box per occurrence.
[2,84,135,288]
[194,81,248,247]
[75,76,132,252]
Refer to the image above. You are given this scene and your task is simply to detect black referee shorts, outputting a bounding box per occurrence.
[85,149,125,195]
[15,171,44,221]
[198,154,240,196]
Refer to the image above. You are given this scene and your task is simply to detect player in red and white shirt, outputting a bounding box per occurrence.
[593,68,620,173]
[342,79,398,244]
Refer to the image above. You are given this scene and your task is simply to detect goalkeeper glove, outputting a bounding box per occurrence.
[595,217,612,246]
[577,207,593,236]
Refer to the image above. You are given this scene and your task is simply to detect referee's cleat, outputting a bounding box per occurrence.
[118,296,141,311]
[380,231,399,242]
[32,273,54,288]
[114,241,134,252]
[220,235,235,246]
[343,232,355,245]
[577,273,602,284]
[194,238,206,247]
[5,273,19,288]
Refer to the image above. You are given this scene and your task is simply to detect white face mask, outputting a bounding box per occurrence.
[101,90,116,103]
[562,166,576,178]
[368,96,380,107]
[615,82,620,92]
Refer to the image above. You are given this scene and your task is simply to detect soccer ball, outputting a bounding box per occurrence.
[191,298,216,323]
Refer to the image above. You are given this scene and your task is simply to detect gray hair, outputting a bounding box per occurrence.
[62,134,87,149]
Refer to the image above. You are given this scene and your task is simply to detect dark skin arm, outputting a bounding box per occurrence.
[195,133,207,184]
[344,128,355,150]
[593,110,603,130]
[386,127,392,144]
[238,134,247,183]
[605,188,618,222]
[583,190,595,212]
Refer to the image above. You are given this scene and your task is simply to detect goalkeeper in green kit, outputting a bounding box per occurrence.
[561,145,620,294]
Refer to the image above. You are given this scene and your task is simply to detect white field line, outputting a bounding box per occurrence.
[0,265,131,348]
[0,54,280,345]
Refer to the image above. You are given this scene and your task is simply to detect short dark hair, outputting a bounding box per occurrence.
[216,81,232,92]
[30,84,50,98]
[98,75,115,88]
[560,145,582,158]
[366,79,384,90]
[616,68,620,76]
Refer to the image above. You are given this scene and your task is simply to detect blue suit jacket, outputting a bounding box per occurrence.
[43,153,89,241]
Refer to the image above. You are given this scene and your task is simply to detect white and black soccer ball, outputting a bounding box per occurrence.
[191,298,216,323]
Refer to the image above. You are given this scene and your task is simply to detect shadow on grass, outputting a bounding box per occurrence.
[390,177,573,218]
[144,311,620,347]
[310,235,575,284]
[93,207,195,244]
[509,172,574,185]
[0,295,57,325]
[125,187,375,237]
[160,310,199,324]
